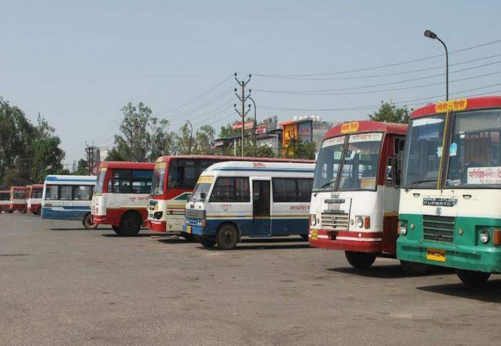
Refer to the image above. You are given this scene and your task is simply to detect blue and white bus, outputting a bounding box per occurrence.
[184,161,315,249]
[41,175,97,229]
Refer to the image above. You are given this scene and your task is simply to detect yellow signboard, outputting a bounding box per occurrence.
[197,176,214,184]
[435,99,468,113]
[341,122,360,134]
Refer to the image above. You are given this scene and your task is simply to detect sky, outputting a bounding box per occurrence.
[1,0,501,164]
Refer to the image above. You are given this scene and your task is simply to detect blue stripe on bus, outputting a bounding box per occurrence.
[41,207,90,221]
[211,168,314,173]
[45,177,96,182]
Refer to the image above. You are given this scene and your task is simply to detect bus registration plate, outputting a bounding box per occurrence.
[310,229,318,240]
[186,225,192,234]
[427,249,446,262]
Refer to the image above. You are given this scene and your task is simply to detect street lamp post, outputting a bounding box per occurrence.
[424,29,449,101]
[248,90,257,157]
[186,120,193,155]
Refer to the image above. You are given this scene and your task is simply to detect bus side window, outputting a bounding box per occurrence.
[386,157,394,187]
[60,186,73,200]
[74,186,92,200]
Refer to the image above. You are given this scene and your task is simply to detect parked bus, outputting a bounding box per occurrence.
[41,175,97,229]
[0,190,10,213]
[27,184,44,215]
[92,161,155,236]
[10,186,28,213]
[397,96,501,285]
[148,155,313,238]
[309,121,408,269]
[185,161,315,249]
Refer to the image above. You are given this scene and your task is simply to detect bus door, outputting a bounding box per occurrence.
[252,180,271,236]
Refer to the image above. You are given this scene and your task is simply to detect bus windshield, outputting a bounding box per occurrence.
[402,115,446,189]
[14,190,26,199]
[94,168,107,194]
[313,133,383,192]
[33,188,43,199]
[446,109,501,188]
[151,162,166,196]
[190,176,214,202]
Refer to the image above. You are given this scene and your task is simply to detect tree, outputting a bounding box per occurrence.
[192,125,216,155]
[283,135,316,160]
[369,102,410,124]
[74,159,89,175]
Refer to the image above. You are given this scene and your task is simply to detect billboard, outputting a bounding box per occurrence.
[298,121,313,142]
[232,120,255,130]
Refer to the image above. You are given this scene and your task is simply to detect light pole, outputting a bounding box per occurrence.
[186,120,193,155]
[248,90,257,157]
[424,29,449,101]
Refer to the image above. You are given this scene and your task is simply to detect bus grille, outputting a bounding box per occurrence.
[321,212,349,230]
[185,208,205,220]
[423,215,455,243]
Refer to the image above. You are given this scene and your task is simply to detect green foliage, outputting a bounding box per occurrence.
[369,102,410,124]
[0,98,66,188]
[283,136,316,160]
[74,159,89,175]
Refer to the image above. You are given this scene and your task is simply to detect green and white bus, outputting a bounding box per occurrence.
[397,96,501,285]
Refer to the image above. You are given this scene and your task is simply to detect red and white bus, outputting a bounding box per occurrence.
[148,155,314,238]
[9,186,28,213]
[92,161,155,236]
[0,190,10,213]
[309,121,409,269]
[27,184,44,215]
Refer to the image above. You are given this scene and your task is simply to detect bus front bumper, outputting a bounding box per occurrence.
[309,229,383,253]
[397,238,501,273]
[92,215,107,225]
[148,220,167,232]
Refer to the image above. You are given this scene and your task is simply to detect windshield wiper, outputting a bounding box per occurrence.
[314,179,337,196]
[404,179,437,192]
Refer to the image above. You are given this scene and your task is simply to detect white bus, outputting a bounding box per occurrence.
[184,161,315,250]
[41,175,97,229]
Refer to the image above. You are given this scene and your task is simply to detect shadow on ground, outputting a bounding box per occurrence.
[328,264,454,279]
[417,278,501,303]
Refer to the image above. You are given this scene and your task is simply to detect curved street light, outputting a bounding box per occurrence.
[424,29,449,101]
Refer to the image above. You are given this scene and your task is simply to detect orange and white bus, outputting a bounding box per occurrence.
[0,190,10,213]
[148,155,314,239]
[92,161,155,236]
[9,186,28,213]
[27,184,44,215]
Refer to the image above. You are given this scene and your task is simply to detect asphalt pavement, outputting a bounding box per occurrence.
[1,213,500,346]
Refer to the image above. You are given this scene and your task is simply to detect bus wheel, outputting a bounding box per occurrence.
[400,260,430,276]
[112,226,120,235]
[119,213,141,237]
[216,224,239,250]
[200,237,216,248]
[83,213,98,230]
[456,269,491,286]
[19,209,27,214]
[8,210,13,214]
[181,232,194,242]
[345,251,376,269]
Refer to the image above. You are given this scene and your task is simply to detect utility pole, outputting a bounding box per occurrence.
[186,120,193,155]
[234,73,251,157]
[85,143,96,175]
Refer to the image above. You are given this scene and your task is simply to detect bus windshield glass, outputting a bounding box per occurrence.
[312,136,345,192]
[13,190,26,199]
[403,115,446,189]
[33,188,43,199]
[190,176,214,202]
[94,168,107,194]
[446,109,501,188]
[338,133,382,191]
[151,162,166,196]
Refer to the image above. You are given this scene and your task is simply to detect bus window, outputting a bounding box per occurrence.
[74,186,92,200]
[273,178,313,202]
[33,188,43,199]
[132,170,153,194]
[46,185,59,200]
[60,186,73,200]
[210,177,250,203]
[297,178,313,202]
[112,169,132,193]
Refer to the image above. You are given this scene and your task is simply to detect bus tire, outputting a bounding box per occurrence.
[200,237,216,248]
[8,210,13,214]
[300,234,309,241]
[112,226,120,235]
[83,213,98,230]
[456,269,491,286]
[400,260,429,276]
[216,224,239,250]
[19,209,27,214]
[345,251,376,269]
[119,212,141,237]
[181,232,194,241]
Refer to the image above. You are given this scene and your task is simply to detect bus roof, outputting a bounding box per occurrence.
[44,175,96,183]
[11,186,27,190]
[154,155,314,164]
[202,161,316,174]
[98,161,155,170]
[324,120,407,139]
[32,184,44,188]
[411,96,501,118]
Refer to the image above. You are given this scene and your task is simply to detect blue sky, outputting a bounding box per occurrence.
[1,0,500,164]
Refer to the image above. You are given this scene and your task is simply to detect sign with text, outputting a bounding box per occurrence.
[467,167,501,185]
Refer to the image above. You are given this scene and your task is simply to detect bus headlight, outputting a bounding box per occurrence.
[356,216,364,228]
[480,230,490,244]
[399,223,408,235]
[153,212,163,220]
[310,214,317,226]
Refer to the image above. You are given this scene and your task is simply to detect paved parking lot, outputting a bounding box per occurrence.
[1,213,501,346]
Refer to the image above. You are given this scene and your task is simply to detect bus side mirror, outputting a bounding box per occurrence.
[200,192,207,201]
